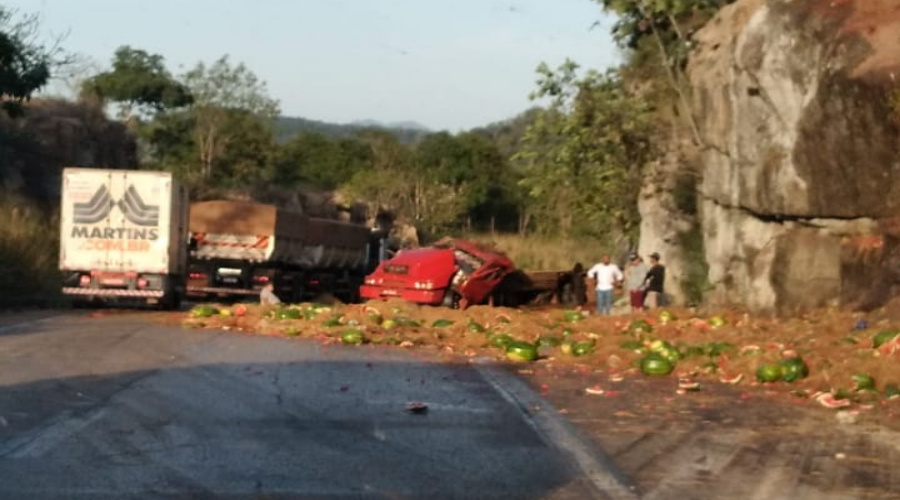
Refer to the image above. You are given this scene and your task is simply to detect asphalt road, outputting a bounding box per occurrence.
[0,312,625,500]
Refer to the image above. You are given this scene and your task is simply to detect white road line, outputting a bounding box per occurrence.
[475,362,640,500]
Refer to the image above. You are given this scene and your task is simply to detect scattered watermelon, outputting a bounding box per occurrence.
[779,357,810,383]
[872,330,900,348]
[538,336,562,348]
[619,340,644,351]
[467,320,486,333]
[321,317,342,328]
[506,341,539,362]
[490,334,514,348]
[851,373,876,392]
[629,319,653,334]
[678,379,700,391]
[276,308,302,320]
[709,315,727,328]
[704,342,736,358]
[191,305,219,318]
[815,392,852,409]
[563,310,583,323]
[756,364,783,383]
[393,317,421,328]
[720,373,744,385]
[432,319,454,328]
[680,345,706,359]
[700,361,719,374]
[884,383,900,400]
[234,304,248,317]
[340,329,365,345]
[658,310,675,324]
[380,318,397,329]
[572,340,596,357]
[640,354,674,376]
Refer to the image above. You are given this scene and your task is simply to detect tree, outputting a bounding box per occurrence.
[273,132,370,189]
[183,56,279,180]
[0,7,53,117]
[595,0,731,145]
[516,61,655,243]
[81,46,192,119]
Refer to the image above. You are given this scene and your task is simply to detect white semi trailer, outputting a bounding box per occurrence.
[59,167,189,308]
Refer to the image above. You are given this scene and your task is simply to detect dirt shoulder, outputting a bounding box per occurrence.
[517,360,900,499]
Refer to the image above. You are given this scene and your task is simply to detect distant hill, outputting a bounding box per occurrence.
[275,116,431,144]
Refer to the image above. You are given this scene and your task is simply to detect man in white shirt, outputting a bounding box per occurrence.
[587,255,623,316]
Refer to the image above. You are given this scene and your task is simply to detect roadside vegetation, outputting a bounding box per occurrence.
[0,195,61,306]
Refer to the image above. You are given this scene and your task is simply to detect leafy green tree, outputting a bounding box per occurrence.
[273,132,370,189]
[516,60,655,243]
[81,46,192,119]
[0,8,52,117]
[183,56,279,180]
[596,0,730,145]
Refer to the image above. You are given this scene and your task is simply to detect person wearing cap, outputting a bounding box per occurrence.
[587,254,623,316]
[642,252,666,309]
[624,253,649,313]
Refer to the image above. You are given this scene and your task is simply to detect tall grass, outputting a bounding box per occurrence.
[0,195,62,307]
[466,232,609,271]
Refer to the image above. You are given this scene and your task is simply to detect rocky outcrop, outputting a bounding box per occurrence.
[685,0,900,313]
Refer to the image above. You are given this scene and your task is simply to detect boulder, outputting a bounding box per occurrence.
[686,0,900,312]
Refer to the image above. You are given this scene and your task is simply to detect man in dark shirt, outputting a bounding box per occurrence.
[643,252,665,309]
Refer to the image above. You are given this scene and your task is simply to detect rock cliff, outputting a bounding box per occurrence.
[644,0,900,313]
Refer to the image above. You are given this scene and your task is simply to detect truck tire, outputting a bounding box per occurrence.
[441,289,461,309]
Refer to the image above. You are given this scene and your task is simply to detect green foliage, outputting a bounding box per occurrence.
[81,46,192,117]
[182,56,280,182]
[598,0,731,52]
[678,222,711,305]
[0,194,61,305]
[273,132,371,189]
[275,116,428,144]
[515,61,655,242]
[0,8,52,117]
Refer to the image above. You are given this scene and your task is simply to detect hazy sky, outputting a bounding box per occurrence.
[9,0,620,131]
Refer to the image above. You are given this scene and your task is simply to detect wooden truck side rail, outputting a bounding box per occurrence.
[490,266,586,307]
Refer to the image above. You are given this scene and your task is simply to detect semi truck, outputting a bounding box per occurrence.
[59,168,189,308]
[187,200,382,303]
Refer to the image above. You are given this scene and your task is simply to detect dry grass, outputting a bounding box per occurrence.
[0,195,61,306]
[464,233,608,271]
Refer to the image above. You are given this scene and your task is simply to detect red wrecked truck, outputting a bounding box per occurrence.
[359,238,587,309]
[359,238,516,308]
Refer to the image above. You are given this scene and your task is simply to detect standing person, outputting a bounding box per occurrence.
[643,252,666,309]
[587,255,623,316]
[260,283,281,305]
[624,253,649,313]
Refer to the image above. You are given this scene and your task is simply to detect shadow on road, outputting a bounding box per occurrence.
[0,356,595,500]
